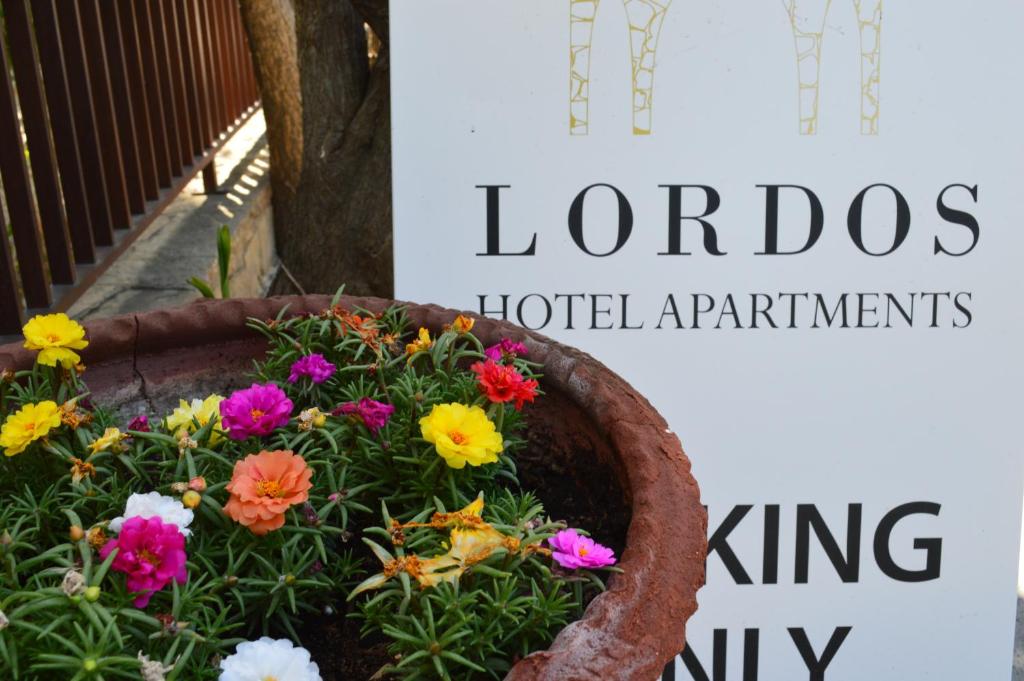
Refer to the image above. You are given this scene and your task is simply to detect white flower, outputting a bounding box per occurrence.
[219,637,321,681]
[109,492,194,538]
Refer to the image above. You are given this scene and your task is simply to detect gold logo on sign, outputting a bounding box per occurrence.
[783,0,883,135]
[569,0,673,136]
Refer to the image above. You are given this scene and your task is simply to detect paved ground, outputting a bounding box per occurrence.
[69,112,274,321]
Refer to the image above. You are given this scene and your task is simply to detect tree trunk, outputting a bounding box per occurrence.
[239,0,393,298]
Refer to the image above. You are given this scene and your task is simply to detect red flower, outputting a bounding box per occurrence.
[470,360,538,411]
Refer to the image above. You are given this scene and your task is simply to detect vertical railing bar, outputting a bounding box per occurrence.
[175,0,204,159]
[54,0,115,245]
[114,0,161,200]
[29,0,96,264]
[0,20,52,308]
[95,0,148,212]
[200,0,227,139]
[128,0,173,188]
[215,0,238,125]
[4,0,75,284]
[0,222,25,333]
[231,1,252,113]
[76,0,132,231]
[185,0,215,150]
[144,0,184,176]
[162,0,194,168]
[203,0,224,134]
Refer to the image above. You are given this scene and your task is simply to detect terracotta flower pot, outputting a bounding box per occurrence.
[0,295,707,680]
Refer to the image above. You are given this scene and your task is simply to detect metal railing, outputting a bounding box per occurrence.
[0,0,261,334]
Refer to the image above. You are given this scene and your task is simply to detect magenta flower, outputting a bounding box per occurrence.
[288,354,336,385]
[548,529,616,570]
[220,383,294,440]
[333,398,395,434]
[99,516,187,608]
[127,414,150,432]
[484,338,529,363]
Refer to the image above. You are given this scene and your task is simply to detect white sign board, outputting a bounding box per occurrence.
[391,2,1024,678]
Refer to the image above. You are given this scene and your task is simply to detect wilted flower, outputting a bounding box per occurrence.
[405,327,433,358]
[138,652,174,681]
[87,526,108,549]
[165,395,224,444]
[351,495,527,597]
[220,384,293,440]
[471,360,539,411]
[100,516,187,608]
[127,414,151,432]
[223,450,312,535]
[334,398,394,434]
[177,433,198,455]
[70,458,96,484]
[484,338,529,363]
[1,400,61,457]
[297,407,327,432]
[22,313,88,368]
[61,569,87,597]
[219,637,321,681]
[0,369,13,384]
[0,610,8,631]
[109,492,194,538]
[548,529,616,569]
[89,427,126,455]
[288,354,336,385]
[59,399,92,429]
[419,403,504,469]
[450,314,475,334]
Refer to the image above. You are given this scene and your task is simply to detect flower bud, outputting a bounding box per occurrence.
[83,657,98,672]
[69,525,85,542]
[84,586,101,602]
[0,530,11,546]
[284,574,296,586]
[0,610,8,630]
[188,476,207,492]
[182,490,201,509]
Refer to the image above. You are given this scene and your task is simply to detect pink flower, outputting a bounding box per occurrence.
[288,354,336,385]
[548,529,616,570]
[99,516,187,608]
[221,383,294,440]
[484,338,529,363]
[333,398,395,434]
[127,414,150,432]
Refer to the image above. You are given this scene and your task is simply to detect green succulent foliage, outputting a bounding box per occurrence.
[0,289,614,680]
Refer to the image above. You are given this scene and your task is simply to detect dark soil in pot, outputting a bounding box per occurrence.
[297,386,632,680]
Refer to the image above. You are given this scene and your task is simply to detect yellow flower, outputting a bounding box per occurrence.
[405,327,433,357]
[419,403,503,469]
[88,427,125,455]
[165,395,224,444]
[0,401,61,456]
[451,315,475,334]
[22,314,88,368]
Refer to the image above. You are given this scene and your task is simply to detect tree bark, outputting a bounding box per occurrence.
[240,0,393,298]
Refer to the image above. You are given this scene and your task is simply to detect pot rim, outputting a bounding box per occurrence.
[0,295,707,681]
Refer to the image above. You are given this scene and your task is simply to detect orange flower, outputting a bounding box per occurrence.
[223,450,312,536]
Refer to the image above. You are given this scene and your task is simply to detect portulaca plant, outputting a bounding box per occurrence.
[0,293,619,680]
